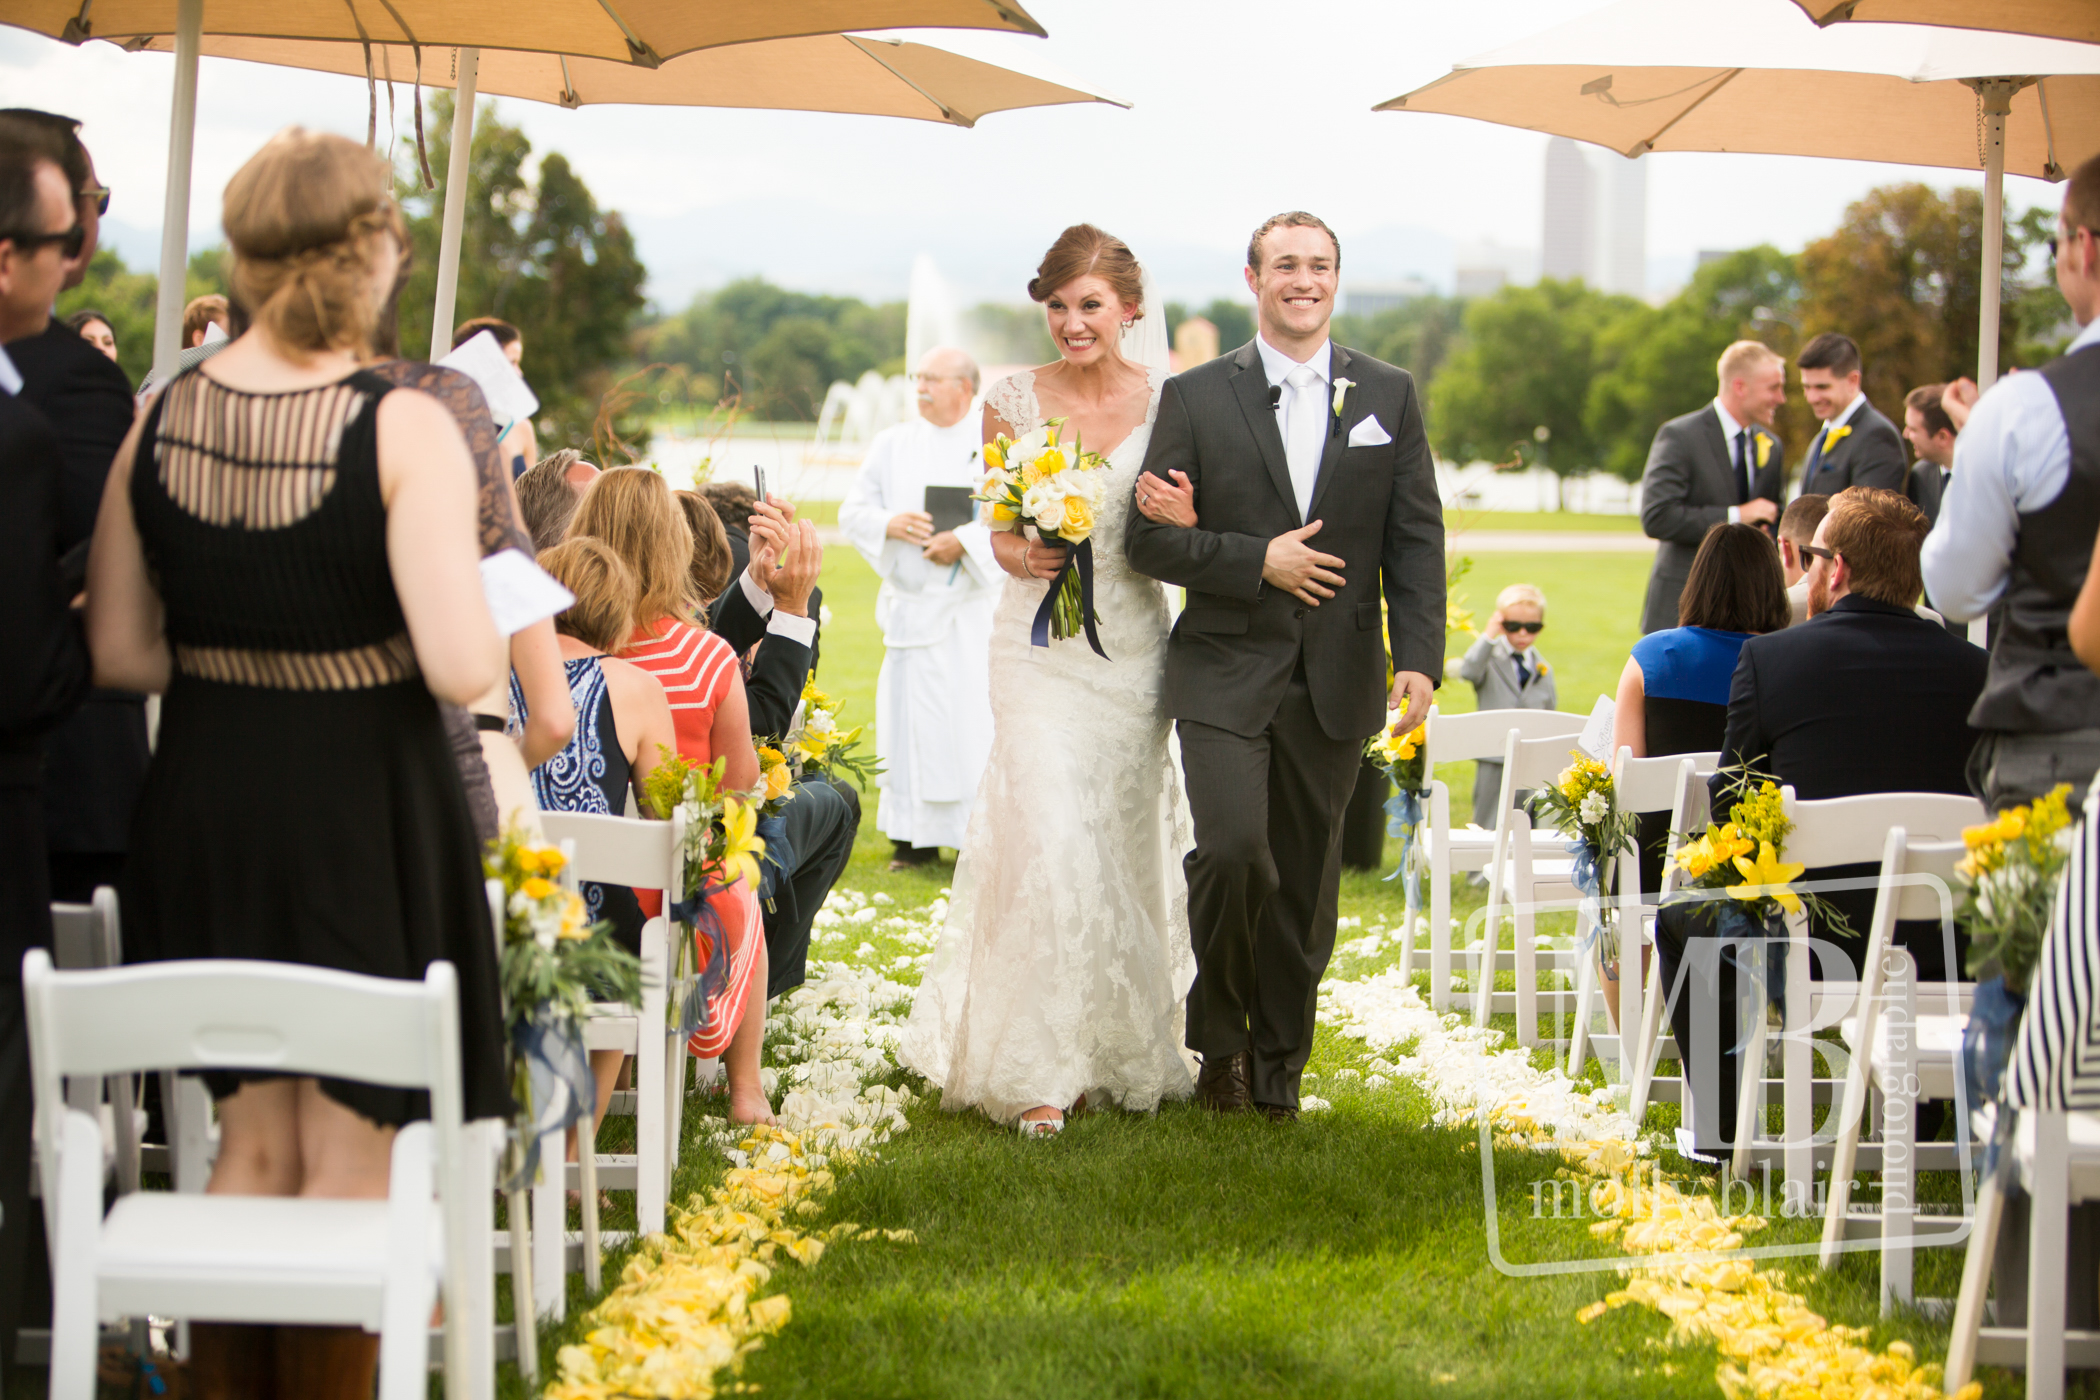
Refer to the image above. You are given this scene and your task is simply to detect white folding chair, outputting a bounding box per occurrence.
[1564,750,1719,1084]
[1415,707,1587,1013]
[24,952,472,1400]
[1473,730,1596,1046]
[44,889,141,1197]
[1623,754,1719,1127]
[1726,791,1983,1205]
[535,808,686,1318]
[1818,832,1976,1309]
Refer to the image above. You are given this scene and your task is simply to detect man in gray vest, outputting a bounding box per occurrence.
[1923,149,2100,817]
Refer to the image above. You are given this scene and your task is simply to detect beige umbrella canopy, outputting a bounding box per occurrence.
[1791,1,2100,49]
[137,29,1128,126]
[1376,0,2100,386]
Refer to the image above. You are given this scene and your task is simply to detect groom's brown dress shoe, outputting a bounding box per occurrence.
[1194,1051,1252,1112]
[1255,1102,1299,1123]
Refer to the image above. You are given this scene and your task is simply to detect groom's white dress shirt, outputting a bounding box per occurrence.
[1256,334,1331,522]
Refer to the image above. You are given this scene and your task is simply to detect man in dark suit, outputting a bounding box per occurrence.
[1901,382,1957,527]
[1656,487,1986,1155]
[709,502,857,1000]
[1127,211,1444,1120]
[1638,340,1788,633]
[0,128,92,1393]
[0,113,141,904]
[1795,332,1907,500]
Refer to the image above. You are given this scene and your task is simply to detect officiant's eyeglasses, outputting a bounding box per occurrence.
[1504,621,1545,634]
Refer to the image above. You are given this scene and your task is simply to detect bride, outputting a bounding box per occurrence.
[899,224,1202,1135]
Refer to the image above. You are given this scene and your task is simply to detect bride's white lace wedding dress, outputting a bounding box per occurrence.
[898,367,1196,1123]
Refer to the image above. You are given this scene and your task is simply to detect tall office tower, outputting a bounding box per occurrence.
[1540,136,1595,282]
[1594,150,1648,297]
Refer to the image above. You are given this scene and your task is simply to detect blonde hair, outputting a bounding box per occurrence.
[1716,340,1782,392]
[222,128,405,356]
[538,537,637,654]
[1496,583,1546,614]
[566,467,698,635]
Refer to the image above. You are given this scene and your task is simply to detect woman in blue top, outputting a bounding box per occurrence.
[1615,523,1791,894]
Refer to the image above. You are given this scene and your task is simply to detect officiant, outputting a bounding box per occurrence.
[838,346,997,871]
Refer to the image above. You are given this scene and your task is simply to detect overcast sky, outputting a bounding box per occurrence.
[1,0,2061,311]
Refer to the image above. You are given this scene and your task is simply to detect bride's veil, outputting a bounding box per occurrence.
[1120,266,1172,378]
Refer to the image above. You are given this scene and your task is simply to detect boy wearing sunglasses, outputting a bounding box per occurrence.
[1457,583,1559,831]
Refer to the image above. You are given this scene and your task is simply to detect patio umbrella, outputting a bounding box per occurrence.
[124,26,1124,357]
[1376,0,2100,388]
[1791,1,2100,49]
[9,0,1047,374]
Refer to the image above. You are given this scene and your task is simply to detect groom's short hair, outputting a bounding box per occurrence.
[1248,212,1340,272]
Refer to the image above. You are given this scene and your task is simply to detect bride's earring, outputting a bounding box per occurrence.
[1122,319,1134,328]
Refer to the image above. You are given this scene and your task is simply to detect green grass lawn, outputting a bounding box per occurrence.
[491,539,2006,1400]
[1447,509,1644,534]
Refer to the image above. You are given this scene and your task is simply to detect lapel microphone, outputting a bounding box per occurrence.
[1267,385,1282,411]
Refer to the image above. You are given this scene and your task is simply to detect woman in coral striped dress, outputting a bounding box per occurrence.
[567,469,773,1125]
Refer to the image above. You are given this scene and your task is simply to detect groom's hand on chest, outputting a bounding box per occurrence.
[1262,519,1345,607]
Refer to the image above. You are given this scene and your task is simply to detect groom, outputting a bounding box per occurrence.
[1126,211,1444,1120]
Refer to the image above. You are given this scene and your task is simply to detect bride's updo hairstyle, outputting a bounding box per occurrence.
[222,127,406,356]
[1027,223,1145,320]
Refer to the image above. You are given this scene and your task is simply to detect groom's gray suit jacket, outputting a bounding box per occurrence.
[1125,339,1446,741]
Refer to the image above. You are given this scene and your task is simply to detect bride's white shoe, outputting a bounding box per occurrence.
[1017,1110,1063,1139]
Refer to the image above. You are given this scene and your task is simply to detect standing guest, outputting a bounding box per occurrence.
[1614,523,1791,896]
[1903,382,1958,525]
[565,467,777,1122]
[0,113,140,906]
[451,315,537,476]
[518,448,600,551]
[1658,488,1985,1157]
[838,346,997,870]
[1778,494,1831,626]
[1794,332,1906,499]
[86,128,512,1395]
[1455,583,1557,831]
[1923,149,2100,817]
[65,308,117,365]
[1638,340,1787,633]
[0,127,92,1391]
[181,293,229,349]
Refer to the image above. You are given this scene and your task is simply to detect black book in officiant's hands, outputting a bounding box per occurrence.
[923,486,976,536]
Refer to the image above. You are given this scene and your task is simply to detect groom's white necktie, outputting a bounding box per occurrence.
[1284,363,1324,522]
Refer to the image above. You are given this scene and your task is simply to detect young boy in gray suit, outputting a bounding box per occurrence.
[1455,584,1558,829]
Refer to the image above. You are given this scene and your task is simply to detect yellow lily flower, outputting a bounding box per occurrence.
[1728,841,1804,914]
[716,794,766,893]
[983,440,1004,471]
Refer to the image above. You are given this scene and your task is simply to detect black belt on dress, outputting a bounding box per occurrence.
[473,713,508,733]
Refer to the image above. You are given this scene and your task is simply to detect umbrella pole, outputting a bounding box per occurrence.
[1974,79,2020,393]
[430,46,481,358]
[150,0,203,383]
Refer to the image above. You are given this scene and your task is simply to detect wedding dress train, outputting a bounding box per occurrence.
[898,368,1196,1123]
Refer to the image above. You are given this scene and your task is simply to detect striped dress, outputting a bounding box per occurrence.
[622,616,763,1056]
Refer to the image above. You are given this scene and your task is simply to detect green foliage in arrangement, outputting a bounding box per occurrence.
[392,93,648,453]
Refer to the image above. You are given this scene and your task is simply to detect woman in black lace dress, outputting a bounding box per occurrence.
[85,128,509,1399]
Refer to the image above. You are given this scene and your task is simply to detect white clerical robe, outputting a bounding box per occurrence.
[837,415,998,850]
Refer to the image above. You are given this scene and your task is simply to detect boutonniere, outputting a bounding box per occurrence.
[1824,424,1852,450]
[1536,659,1550,677]
[1331,379,1356,418]
[1753,431,1771,468]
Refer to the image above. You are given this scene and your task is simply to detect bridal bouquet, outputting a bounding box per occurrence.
[976,417,1113,655]
[1528,752,1637,963]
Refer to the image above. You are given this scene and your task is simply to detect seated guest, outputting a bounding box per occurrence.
[1903,382,1958,526]
[517,448,599,551]
[676,488,736,608]
[1777,495,1829,626]
[1657,487,1987,1155]
[698,480,758,540]
[566,468,775,1123]
[1456,583,1557,831]
[1614,522,1791,898]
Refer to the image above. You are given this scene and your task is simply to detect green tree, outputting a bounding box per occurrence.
[55,244,234,387]
[1584,247,1800,480]
[636,277,906,419]
[1332,295,1466,390]
[1429,279,1642,474]
[395,93,646,450]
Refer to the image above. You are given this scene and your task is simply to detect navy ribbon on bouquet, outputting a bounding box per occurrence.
[505,1010,594,1190]
[666,884,731,1039]
[1566,838,1613,960]
[1029,534,1108,660]
[1383,785,1431,934]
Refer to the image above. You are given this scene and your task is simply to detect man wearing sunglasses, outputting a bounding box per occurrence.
[0,112,145,924]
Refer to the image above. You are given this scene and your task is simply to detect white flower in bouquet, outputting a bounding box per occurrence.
[802,708,837,741]
[1022,478,1070,532]
[1579,791,1609,826]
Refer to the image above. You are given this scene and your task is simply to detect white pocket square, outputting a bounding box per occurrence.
[1347,415,1392,448]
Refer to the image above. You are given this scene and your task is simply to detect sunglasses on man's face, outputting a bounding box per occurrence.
[82,183,110,218]
[5,222,86,260]
[1504,620,1545,634]
[1801,544,1838,565]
